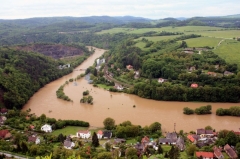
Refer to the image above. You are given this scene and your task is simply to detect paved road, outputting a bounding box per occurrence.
[0,151,28,159]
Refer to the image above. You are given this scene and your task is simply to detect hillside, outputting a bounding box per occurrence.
[15,44,86,59]
[0,47,87,109]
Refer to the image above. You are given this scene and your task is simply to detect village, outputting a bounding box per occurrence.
[0,107,239,159]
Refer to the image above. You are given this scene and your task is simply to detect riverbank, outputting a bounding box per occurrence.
[23,47,240,133]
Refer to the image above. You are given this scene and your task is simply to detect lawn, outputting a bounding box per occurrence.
[97,84,113,90]
[52,126,88,136]
[214,39,240,67]
[184,37,223,48]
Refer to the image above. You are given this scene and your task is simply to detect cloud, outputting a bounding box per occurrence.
[0,0,239,19]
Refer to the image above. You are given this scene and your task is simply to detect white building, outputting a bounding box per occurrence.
[77,130,91,139]
[96,59,100,65]
[97,130,103,139]
[41,124,52,133]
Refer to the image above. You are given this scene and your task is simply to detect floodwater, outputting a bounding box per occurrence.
[23,47,240,133]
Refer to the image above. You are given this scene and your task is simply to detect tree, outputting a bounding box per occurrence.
[92,132,99,147]
[186,144,198,156]
[205,126,213,130]
[235,143,240,157]
[225,131,238,146]
[183,107,194,115]
[157,144,163,154]
[105,142,112,152]
[103,117,115,130]
[168,145,180,159]
[149,122,161,133]
[97,152,113,159]
[125,147,138,159]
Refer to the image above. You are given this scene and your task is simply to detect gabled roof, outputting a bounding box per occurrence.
[213,146,223,159]
[191,83,198,88]
[196,152,214,158]
[28,136,37,142]
[159,138,172,143]
[64,140,73,148]
[224,144,238,159]
[0,108,8,114]
[166,132,177,142]
[196,128,205,135]
[141,136,150,143]
[0,130,9,139]
[187,134,195,142]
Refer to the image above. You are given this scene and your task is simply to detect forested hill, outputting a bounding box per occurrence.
[0,47,86,109]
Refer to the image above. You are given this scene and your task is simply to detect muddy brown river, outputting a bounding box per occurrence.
[23,47,239,133]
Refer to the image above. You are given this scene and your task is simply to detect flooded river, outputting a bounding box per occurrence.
[23,47,240,132]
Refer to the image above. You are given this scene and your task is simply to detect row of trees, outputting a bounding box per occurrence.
[183,105,212,115]
[216,106,240,116]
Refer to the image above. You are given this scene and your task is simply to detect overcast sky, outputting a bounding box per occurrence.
[1,0,239,19]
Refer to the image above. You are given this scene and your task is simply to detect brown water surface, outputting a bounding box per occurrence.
[23,47,240,132]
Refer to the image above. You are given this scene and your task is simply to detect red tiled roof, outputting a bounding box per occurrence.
[0,130,9,138]
[191,83,198,88]
[213,146,223,158]
[196,152,214,158]
[224,144,238,159]
[141,136,150,143]
[97,130,103,135]
[0,108,8,113]
[187,135,195,142]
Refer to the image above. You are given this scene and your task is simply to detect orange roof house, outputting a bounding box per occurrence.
[196,152,214,159]
[191,83,198,88]
[126,65,133,70]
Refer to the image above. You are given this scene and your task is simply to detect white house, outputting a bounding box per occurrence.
[77,130,91,139]
[96,59,100,65]
[41,124,52,133]
[158,78,165,83]
[97,130,103,139]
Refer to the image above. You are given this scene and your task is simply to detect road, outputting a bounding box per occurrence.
[0,151,28,159]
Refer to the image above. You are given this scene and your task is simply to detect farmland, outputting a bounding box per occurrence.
[184,37,223,48]
[214,39,240,66]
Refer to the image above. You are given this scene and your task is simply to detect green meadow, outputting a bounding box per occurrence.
[214,39,240,66]
[184,37,223,48]
[135,35,182,42]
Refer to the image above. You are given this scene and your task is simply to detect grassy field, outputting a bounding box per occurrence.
[134,41,148,50]
[97,26,224,34]
[97,84,113,90]
[214,39,240,67]
[184,37,223,48]
[52,126,89,136]
[188,30,240,38]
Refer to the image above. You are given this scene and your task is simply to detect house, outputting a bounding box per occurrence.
[213,146,224,159]
[224,71,234,76]
[41,124,52,133]
[158,78,165,83]
[77,130,91,139]
[64,137,75,149]
[103,131,112,139]
[176,137,185,151]
[207,72,217,77]
[0,130,12,139]
[135,142,144,152]
[97,130,103,139]
[114,85,123,90]
[224,144,238,159]
[111,64,114,68]
[159,138,173,145]
[134,71,140,79]
[29,125,35,130]
[196,129,214,136]
[0,108,8,114]
[196,152,214,159]
[126,65,133,70]
[191,83,198,88]
[189,66,196,72]
[28,135,40,144]
[0,116,7,125]
[141,136,150,147]
[159,132,177,145]
[187,134,196,143]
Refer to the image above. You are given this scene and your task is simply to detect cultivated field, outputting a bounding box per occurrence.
[134,35,182,42]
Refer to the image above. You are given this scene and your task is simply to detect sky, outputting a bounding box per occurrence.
[0,0,240,20]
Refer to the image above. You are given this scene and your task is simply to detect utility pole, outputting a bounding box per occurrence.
[174,123,176,132]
